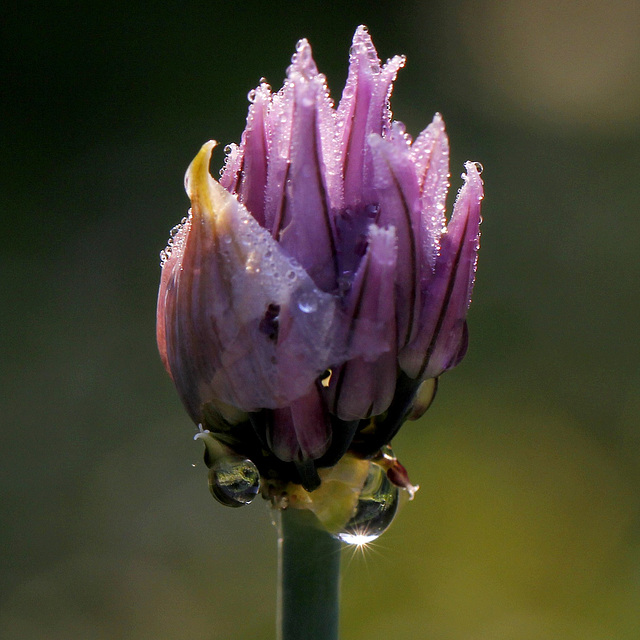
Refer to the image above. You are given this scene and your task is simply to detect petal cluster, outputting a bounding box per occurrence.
[157,26,483,488]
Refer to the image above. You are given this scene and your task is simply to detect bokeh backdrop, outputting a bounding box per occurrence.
[2,1,640,638]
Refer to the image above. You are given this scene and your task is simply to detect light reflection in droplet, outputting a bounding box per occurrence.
[332,462,399,545]
[336,530,379,546]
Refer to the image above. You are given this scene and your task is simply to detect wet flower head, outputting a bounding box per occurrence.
[157,26,483,537]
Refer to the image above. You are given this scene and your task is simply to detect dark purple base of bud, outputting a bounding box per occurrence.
[200,371,432,491]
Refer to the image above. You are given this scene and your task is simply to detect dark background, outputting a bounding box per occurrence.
[2,1,640,638]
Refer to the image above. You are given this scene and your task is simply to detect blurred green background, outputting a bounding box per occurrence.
[2,0,640,638]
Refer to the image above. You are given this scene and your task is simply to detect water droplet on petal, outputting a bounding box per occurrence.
[333,463,399,544]
[364,203,380,219]
[297,292,318,313]
[208,455,261,508]
[473,162,484,174]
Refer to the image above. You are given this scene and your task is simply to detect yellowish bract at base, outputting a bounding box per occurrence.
[280,455,371,533]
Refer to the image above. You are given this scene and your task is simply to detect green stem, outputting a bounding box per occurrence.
[277,508,342,640]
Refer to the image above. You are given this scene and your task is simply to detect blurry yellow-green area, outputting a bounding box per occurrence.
[2,1,639,638]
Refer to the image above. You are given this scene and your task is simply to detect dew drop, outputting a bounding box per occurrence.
[342,85,354,100]
[247,88,257,103]
[333,462,399,544]
[208,455,261,508]
[297,292,318,314]
[473,162,484,174]
[364,203,380,219]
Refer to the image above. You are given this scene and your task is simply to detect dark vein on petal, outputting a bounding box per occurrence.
[234,152,245,196]
[387,162,417,347]
[331,251,371,414]
[417,213,469,380]
[311,107,338,284]
[272,160,291,240]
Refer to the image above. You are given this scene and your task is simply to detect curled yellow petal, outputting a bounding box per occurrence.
[185,140,237,237]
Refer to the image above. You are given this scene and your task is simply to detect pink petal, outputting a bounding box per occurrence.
[326,224,398,421]
[399,161,483,379]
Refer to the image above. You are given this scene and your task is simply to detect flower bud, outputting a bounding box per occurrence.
[157,27,483,520]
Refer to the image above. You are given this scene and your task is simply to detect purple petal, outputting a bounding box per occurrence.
[326,224,398,421]
[220,82,271,226]
[263,39,338,292]
[367,126,422,348]
[338,25,405,208]
[158,141,345,422]
[219,142,242,193]
[399,161,483,379]
[411,113,450,271]
[269,385,331,461]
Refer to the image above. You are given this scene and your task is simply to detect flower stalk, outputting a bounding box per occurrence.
[278,508,341,640]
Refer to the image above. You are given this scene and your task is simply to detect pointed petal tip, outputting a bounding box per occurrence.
[184,140,243,233]
[384,54,406,73]
[462,162,484,224]
[349,24,381,71]
[289,37,318,79]
[463,161,484,191]
[448,161,483,234]
[246,80,271,105]
[353,24,372,43]
[184,140,217,200]
[430,112,446,133]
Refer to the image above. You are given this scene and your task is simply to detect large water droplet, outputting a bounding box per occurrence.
[333,463,399,544]
[208,455,260,508]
